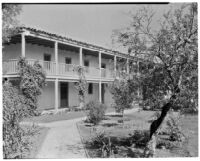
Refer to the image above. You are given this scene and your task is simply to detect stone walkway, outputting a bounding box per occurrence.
[31,108,139,158]
[36,117,86,158]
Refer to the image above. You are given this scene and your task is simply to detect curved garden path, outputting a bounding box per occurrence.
[35,117,86,158]
[31,108,139,158]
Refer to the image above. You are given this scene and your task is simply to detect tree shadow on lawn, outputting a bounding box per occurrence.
[101,123,118,127]
[106,114,123,118]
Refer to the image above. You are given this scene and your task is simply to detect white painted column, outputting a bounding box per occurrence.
[55,79,59,110]
[127,58,129,74]
[114,55,117,76]
[55,41,58,75]
[21,32,26,57]
[99,52,102,78]
[79,47,83,66]
[99,52,102,103]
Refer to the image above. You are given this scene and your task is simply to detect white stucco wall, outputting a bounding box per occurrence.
[68,82,79,107]
[38,81,55,110]
[3,43,21,60]
[104,84,114,107]
[85,83,99,104]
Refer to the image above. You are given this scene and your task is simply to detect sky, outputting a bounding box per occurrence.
[18,3,183,52]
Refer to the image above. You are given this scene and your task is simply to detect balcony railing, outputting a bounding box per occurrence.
[58,63,77,77]
[3,59,116,80]
[101,68,115,79]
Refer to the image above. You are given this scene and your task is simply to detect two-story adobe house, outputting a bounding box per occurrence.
[3,27,136,111]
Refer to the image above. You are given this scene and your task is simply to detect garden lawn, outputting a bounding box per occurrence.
[77,110,198,158]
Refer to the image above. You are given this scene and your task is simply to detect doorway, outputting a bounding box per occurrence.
[60,82,68,108]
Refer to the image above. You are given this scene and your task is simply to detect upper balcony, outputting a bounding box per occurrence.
[3,29,133,81]
[2,59,116,80]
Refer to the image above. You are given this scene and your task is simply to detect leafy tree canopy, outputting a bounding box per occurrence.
[2,4,22,43]
[113,3,197,139]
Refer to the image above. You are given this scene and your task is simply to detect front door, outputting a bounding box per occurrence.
[60,82,68,108]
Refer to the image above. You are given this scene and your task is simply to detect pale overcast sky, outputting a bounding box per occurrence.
[19,3,183,52]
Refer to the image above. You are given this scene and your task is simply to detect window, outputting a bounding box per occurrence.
[65,57,72,64]
[88,83,93,94]
[84,60,89,67]
[44,54,51,70]
[44,54,51,61]
[65,57,72,71]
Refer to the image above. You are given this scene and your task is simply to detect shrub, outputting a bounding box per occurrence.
[3,82,29,158]
[129,130,150,148]
[87,130,117,158]
[18,57,46,115]
[110,77,136,115]
[85,101,107,125]
[165,114,185,142]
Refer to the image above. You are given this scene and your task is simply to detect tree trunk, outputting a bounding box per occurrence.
[149,99,174,139]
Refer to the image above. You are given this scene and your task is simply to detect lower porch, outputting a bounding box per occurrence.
[37,79,114,111]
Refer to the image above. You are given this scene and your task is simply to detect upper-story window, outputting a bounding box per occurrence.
[44,54,51,61]
[65,57,72,64]
[84,60,89,67]
[65,57,72,72]
[44,54,51,70]
[101,63,106,69]
[84,60,89,73]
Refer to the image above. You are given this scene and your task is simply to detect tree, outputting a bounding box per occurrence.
[110,72,139,117]
[114,3,197,154]
[2,4,22,43]
[74,65,87,109]
[3,81,29,158]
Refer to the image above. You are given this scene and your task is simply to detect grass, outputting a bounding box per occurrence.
[23,107,115,123]
[77,110,198,158]
[21,125,49,158]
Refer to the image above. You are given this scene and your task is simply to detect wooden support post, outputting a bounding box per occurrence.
[114,55,117,76]
[99,52,102,78]
[21,33,26,57]
[79,47,83,66]
[55,41,58,75]
[99,51,102,103]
